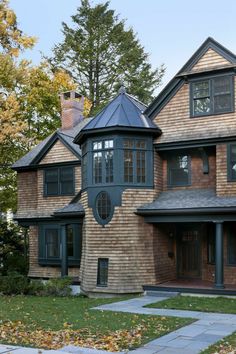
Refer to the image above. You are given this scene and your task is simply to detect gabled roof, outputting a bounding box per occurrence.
[145,37,236,120]
[12,118,92,170]
[75,87,161,143]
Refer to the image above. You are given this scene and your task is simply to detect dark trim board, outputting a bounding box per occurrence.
[141,214,236,223]
[155,135,236,151]
[143,285,236,296]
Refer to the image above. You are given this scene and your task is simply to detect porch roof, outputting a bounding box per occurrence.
[137,189,236,215]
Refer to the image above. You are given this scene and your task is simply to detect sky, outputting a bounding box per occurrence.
[9,0,236,92]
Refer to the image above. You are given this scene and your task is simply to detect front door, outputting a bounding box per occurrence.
[177,225,201,278]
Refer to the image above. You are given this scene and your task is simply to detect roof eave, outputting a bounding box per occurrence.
[136,206,236,216]
[74,126,162,145]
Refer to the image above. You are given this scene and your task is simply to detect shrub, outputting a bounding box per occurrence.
[43,277,72,296]
[0,273,29,295]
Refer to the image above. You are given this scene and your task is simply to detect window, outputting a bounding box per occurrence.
[95,191,113,224]
[45,228,60,258]
[228,144,236,181]
[123,139,146,184]
[44,166,74,196]
[228,225,236,266]
[39,224,82,266]
[97,258,109,286]
[191,75,234,117]
[168,155,190,186]
[92,140,113,184]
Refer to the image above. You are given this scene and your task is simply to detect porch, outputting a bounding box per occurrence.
[136,189,236,291]
[143,279,236,296]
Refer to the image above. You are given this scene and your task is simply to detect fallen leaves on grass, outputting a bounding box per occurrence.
[0,320,144,351]
[213,343,236,354]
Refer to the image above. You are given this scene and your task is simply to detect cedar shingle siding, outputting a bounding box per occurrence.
[14,39,236,294]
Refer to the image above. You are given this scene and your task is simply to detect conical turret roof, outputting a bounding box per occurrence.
[75,87,161,143]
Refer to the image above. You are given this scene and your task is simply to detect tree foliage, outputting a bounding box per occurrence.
[50,0,165,114]
[0,0,89,211]
[0,0,35,56]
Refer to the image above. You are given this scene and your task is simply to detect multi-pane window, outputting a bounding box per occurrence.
[168,155,190,186]
[228,225,236,266]
[191,75,233,116]
[97,258,109,287]
[39,224,82,266]
[45,228,60,258]
[92,140,113,184]
[44,167,74,196]
[228,144,236,181]
[123,139,146,184]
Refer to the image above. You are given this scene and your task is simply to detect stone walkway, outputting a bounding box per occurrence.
[0,294,236,353]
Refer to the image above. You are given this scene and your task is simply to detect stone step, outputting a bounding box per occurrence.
[145,290,179,298]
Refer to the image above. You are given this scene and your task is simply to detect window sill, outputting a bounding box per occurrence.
[190,109,234,119]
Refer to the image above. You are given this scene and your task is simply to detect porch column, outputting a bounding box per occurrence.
[214,221,224,289]
[61,224,68,277]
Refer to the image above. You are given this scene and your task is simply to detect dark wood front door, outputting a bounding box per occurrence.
[177,226,201,278]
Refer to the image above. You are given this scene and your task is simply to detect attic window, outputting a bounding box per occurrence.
[191,75,234,117]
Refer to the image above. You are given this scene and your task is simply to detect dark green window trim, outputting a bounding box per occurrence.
[227,143,236,182]
[97,258,109,287]
[38,223,82,267]
[82,134,154,190]
[190,74,234,117]
[227,225,236,266]
[44,166,75,196]
[167,154,191,187]
[92,139,114,185]
[123,138,147,184]
[93,191,114,226]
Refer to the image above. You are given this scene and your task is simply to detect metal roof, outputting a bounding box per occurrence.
[81,88,159,132]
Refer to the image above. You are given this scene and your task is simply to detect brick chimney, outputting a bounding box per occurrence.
[60,91,84,130]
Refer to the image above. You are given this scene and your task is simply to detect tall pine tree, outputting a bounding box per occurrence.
[50,0,165,114]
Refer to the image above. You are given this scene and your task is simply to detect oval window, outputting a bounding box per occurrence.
[95,191,112,224]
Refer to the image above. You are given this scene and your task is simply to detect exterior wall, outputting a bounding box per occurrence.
[36,166,81,215]
[216,143,236,196]
[153,80,236,144]
[80,189,157,294]
[154,151,163,194]
[17,171,38,214]
[28,225,80,278]
[16,166,81,218]
[202,226,236,285]
[191,48,231,72]
[39,139,77,164]
[153,225,176,283]
[162,153,216,191]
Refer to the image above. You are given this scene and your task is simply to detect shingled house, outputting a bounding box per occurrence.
[13,37,236,296]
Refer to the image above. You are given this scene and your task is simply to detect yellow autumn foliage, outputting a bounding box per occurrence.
[0,0,36,56]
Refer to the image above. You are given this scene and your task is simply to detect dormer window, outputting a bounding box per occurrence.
[191,75,234,117]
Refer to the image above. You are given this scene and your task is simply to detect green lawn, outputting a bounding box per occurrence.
[146,295,236,354]
[145,295,236,314]
[201,332,236,354]
[0,295,192,351]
